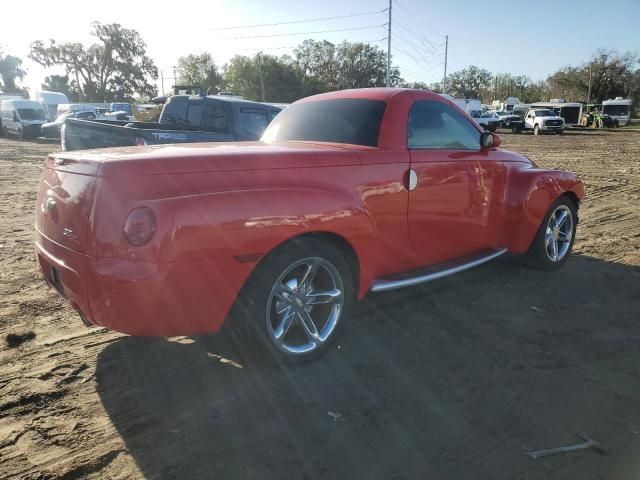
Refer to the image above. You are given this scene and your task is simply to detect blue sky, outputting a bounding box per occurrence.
[2,0,639,95]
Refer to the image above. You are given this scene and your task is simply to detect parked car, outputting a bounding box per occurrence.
[512,106,565,135]
[1,99,47,138]
[493,110,524,131]
[56,103,99,117]
[41,110,99,139]
[109,102,133,118]
[523,108,565,135]
[35,88,584,362]
[61,95,282,151]
[469,110,500,132]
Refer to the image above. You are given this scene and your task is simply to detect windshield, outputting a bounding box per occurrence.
[496,111,508,116]
[261,98,386,147]
[17,108,46,121]
[534,109,556,117]
[602,104,630,116]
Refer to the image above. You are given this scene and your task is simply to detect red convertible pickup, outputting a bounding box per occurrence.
[35,88,583,361]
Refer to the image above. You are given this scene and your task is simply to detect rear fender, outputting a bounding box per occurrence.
[98,186,378,298]
[504,168,583,253]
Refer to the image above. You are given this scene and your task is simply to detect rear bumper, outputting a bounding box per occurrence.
[35,229,254,336]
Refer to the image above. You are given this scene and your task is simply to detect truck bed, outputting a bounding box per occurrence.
[63,118,235,151]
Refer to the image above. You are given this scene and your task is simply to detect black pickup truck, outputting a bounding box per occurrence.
[62,95,282,151]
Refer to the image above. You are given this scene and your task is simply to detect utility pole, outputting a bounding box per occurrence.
[587,64,592,109]
[160,70,164,95]
[442,34,448,93]
[386,0,392,87]
[257,52,266,102]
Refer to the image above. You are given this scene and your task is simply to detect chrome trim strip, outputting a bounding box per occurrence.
[371,248,508,293]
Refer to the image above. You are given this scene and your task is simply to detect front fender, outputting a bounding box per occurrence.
[504,167,584,254]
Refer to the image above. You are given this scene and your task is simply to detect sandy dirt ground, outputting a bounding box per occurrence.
[1,130,639,479]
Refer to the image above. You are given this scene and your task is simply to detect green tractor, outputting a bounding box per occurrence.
[580,109,619,128]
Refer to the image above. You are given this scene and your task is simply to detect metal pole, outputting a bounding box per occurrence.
[160,70,164,95]
[443,35,448,93]
[587,64,592,108]
[386,0,392,87]
[257,52,266,102]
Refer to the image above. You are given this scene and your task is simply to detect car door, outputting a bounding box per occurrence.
[407,99,506,263]
[525,110,535,129]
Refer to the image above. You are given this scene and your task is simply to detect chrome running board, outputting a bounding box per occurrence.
[370,248,508,293]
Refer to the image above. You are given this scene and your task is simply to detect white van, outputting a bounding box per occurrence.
[36,91,70,121]
[0,100,47,138]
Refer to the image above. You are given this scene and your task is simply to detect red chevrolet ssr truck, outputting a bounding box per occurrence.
[35,88,584,361]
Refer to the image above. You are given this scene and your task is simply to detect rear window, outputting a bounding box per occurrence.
[240,108,269,137]
[261,99,386,147]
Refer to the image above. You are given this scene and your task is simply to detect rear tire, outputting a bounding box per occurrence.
[524,196,578,270]
[226,237,354,364]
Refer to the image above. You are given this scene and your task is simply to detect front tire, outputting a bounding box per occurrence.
[533,124,541,136]
[525,196,578,270]
[228,237,354,363]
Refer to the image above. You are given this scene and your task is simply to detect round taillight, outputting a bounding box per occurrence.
[123,207,157,246]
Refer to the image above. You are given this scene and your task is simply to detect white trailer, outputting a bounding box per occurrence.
[602,97,632,126]
[531,100,583,126]
[36,91,70,121]
[491,97,520,112]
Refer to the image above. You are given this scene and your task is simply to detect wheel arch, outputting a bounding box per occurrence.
[504,168,584,254]
[249,230,363,300]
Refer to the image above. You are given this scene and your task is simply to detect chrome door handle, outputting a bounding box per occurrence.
[407,169,418,191]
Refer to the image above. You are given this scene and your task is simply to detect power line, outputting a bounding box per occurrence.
[393,32,443,64]
[208,9,388,31]
[233,38,387,52]
[219,24,387,40]
[393,19,443,54]
[394,0,445,37]
[392,45,443,79]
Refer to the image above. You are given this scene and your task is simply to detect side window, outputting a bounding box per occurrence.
[202,101,227,133]
[186,104,204,129]
[240,108,269,137]
[269,109,280,121]
[408,101,481,150]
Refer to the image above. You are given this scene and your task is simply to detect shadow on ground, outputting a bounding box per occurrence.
[96,255,640,480]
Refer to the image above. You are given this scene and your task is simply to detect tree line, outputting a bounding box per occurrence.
[0,22,637,114]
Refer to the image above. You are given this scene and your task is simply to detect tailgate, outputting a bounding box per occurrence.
[35,154,100,253]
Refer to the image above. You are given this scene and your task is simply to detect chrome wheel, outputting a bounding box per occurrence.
[266,257,344,356]
[544,205,573,262]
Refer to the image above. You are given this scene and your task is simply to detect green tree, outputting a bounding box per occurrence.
[41,74,80,101]
[479,73,550,104]
[294,39,338,92]
[445,66,492,99]
[0,49,27,94]
[293,39,402,93]
[176,52,223,94]
[30,22,158,102]
[335,41,402,89]
[547,49,639,103]
[224,53,304,103]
